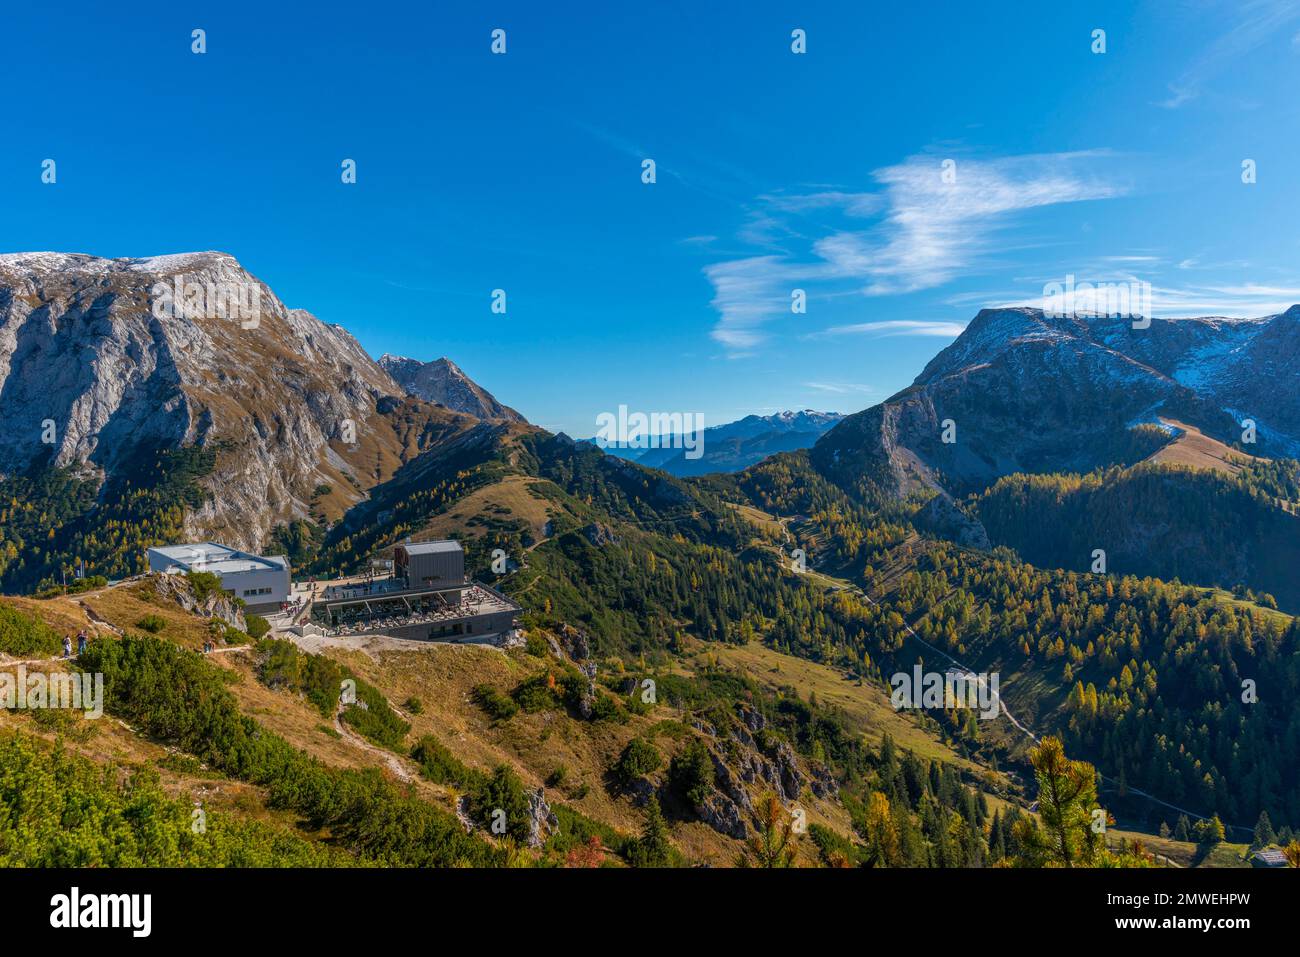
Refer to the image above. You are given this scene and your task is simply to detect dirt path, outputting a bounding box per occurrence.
[333,699,413,783]
[76,600,123,635]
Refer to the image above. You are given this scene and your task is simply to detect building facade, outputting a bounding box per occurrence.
[147,543,291,613]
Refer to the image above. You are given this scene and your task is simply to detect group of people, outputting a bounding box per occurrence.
[61,630,89,658]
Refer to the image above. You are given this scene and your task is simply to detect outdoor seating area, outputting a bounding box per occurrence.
[312,582,519,640]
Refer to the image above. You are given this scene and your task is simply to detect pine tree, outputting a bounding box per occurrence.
[1252,810,1276,849]
[1013,736,1102,867]
[628,797,672,868]
[743,794,796,868]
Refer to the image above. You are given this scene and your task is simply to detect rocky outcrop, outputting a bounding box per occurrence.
[808,763,839,801]
[697,794,748,840]
[556,623,592,662]
[672,702,832,842]
[526,787,559,848]
[625,776,657,808]
[379,354,524,423]
[576,661,597,720]
[915,491,991,551]
[581,522,619,547]
[152,572,246,630]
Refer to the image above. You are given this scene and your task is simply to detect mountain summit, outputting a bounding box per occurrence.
[0,252,487,554]
[379,355,524,423]
[812,305,1300,501]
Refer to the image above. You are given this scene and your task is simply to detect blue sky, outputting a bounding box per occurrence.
[4,1,1300,435]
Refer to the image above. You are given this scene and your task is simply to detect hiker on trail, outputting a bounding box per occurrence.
[77,633,87,655]
[62,635,72,658]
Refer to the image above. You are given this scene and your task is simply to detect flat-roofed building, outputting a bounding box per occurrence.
[147,542,291,613]
[394,540,466,601]
[311,538,520,643]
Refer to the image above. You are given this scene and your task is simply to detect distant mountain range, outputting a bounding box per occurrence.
[592,410,843,477]
[379,354,524,423]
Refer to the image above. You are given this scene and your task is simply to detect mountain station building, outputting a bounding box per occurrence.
[310,539,520,642]
[147,542,292,613]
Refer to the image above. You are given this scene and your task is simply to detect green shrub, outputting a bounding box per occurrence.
[466,765,531,842]
[185,571,224,604]
[0,605,63,656]
[473,683,520,721]
[244,614,271,640]
[78,633,503,867]
[590,693,626,723]
[668,738,715,807]
[32,575,108,599]
[512,674,562,713]
[341,681,411,751]
[134,613,166,634]
[411,735,482,789]
[403,696,424,715]
[615,737,662,785]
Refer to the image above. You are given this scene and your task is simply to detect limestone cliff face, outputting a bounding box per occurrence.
[0,251,475,550]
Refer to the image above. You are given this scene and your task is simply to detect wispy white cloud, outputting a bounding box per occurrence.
[704,151,1122,353]
[803,381,876,394]
[814,319,969,339]
[1158,0,1300,108]
[822,152,1121,295]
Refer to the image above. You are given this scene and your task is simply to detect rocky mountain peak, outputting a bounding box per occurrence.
[0,251,474,551]
[378,354,524,423]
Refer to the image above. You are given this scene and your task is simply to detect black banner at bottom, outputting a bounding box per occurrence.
[1,865,1280,943]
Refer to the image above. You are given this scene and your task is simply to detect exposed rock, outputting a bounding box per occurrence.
[557,624,592,661]
[768,741,805,802]
[730,724,755,749]
[808,763,840,801]
[581,522,620,547]
[576,661,597,720]
[152,572,246,630]
[626,776,657,808]
[454,795,475,834]
[916,491,991,551]
[738,704,766,734]
[526,787,559,849]
[378,354,525,423]
[696,794,748,840]
[709,750,753,813]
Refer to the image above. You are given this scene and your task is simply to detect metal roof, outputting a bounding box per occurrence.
[400,540,463,555]
[148,542,288,574]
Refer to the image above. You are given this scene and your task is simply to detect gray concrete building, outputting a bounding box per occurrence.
[147,542,291,613]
